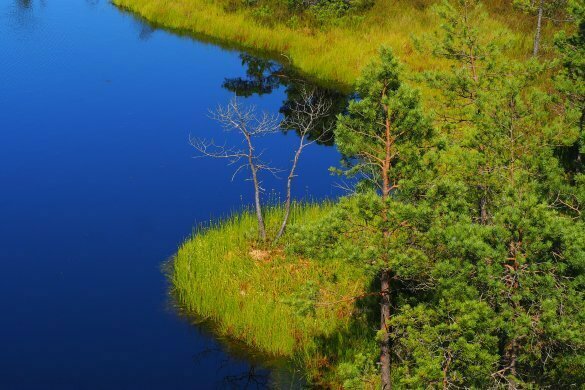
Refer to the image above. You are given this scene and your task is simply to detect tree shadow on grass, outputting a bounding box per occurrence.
[307,276,381,387]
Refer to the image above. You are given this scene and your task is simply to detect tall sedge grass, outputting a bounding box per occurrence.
[171,202,368,361]
[113,0,537,90]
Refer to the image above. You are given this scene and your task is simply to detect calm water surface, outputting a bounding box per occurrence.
[0,1,341,388]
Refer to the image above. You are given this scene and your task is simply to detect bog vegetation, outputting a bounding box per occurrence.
[113,0,547,89]
[129,0,583,387]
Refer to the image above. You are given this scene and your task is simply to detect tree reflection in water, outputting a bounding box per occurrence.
[223,53,349,146]
[191,344,285,389]
[222,366,271,389]
[16,0,32,9]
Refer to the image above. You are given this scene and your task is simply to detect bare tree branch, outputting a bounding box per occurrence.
[275,87,333,241]
[191,96,282,241]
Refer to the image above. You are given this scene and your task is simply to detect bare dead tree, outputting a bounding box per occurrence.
[274,88,333,241]
[533,0,545,56]
[517,0,569,57]
[190,97,281,241]
[192,90,332,242]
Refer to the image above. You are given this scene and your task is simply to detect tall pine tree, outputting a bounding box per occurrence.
[335,47,434,389]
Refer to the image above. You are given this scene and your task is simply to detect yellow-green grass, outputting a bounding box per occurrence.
[112,0,538,90]
[171,202,370,377]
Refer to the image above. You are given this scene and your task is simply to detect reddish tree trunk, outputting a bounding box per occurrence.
[379,109,393,390]
[380,269,392,389]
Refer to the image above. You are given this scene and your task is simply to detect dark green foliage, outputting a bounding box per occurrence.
[335,47,434,203]
[288,1,585,387]
[399,1,585,387]
[310,0,351,21]
[279,280,319,316]
[237,0,374,28]
[555,0,585,177]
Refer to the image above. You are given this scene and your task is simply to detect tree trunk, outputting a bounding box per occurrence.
[244,131,267,242]
[502,238,521,388]
[578,108,584,168]
[242,130,267,241]
[251,165,267,241]
[275,135,305,241]
[533,0,544,57]
[275,184,292,242]
[442,351,452,390]
[506,339,518,390]
[380,269,392,390]
[379,109,393,390]
[479,193,488,225]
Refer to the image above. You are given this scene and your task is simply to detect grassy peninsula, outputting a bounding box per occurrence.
[172,203,378,387]
[113,0,535,88]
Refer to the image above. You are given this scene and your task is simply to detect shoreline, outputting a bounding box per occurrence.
[114,3,353,93]
[111,0,459,88]
[169,203,375,387]
[112,0,533,102]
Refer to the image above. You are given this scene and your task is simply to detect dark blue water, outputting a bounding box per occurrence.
[0,1,340,388]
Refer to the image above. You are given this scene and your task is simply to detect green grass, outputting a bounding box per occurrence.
[171,202,375,385]
[112,0,538,90]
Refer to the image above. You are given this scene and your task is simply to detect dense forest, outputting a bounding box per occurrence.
[123,0,585,387]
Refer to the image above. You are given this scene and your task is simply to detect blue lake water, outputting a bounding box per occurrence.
[0,1,342,388]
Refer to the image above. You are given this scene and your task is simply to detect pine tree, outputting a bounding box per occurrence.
[334,47,434,389]
[556,0,585,134]
[408,1,585,387]
[419,0,510,224]
[470,59,584,387]
[555,0,585,178]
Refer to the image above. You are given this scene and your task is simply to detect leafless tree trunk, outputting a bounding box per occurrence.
[190,97,280,241]
[245,133,268,241]
[275,141,303,241]
[533,0,544,57]
[275,88,332,242]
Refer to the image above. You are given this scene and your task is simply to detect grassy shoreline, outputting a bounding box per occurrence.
[114,3,352,92]
[171,203,377,386]
[112,0,534,89]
